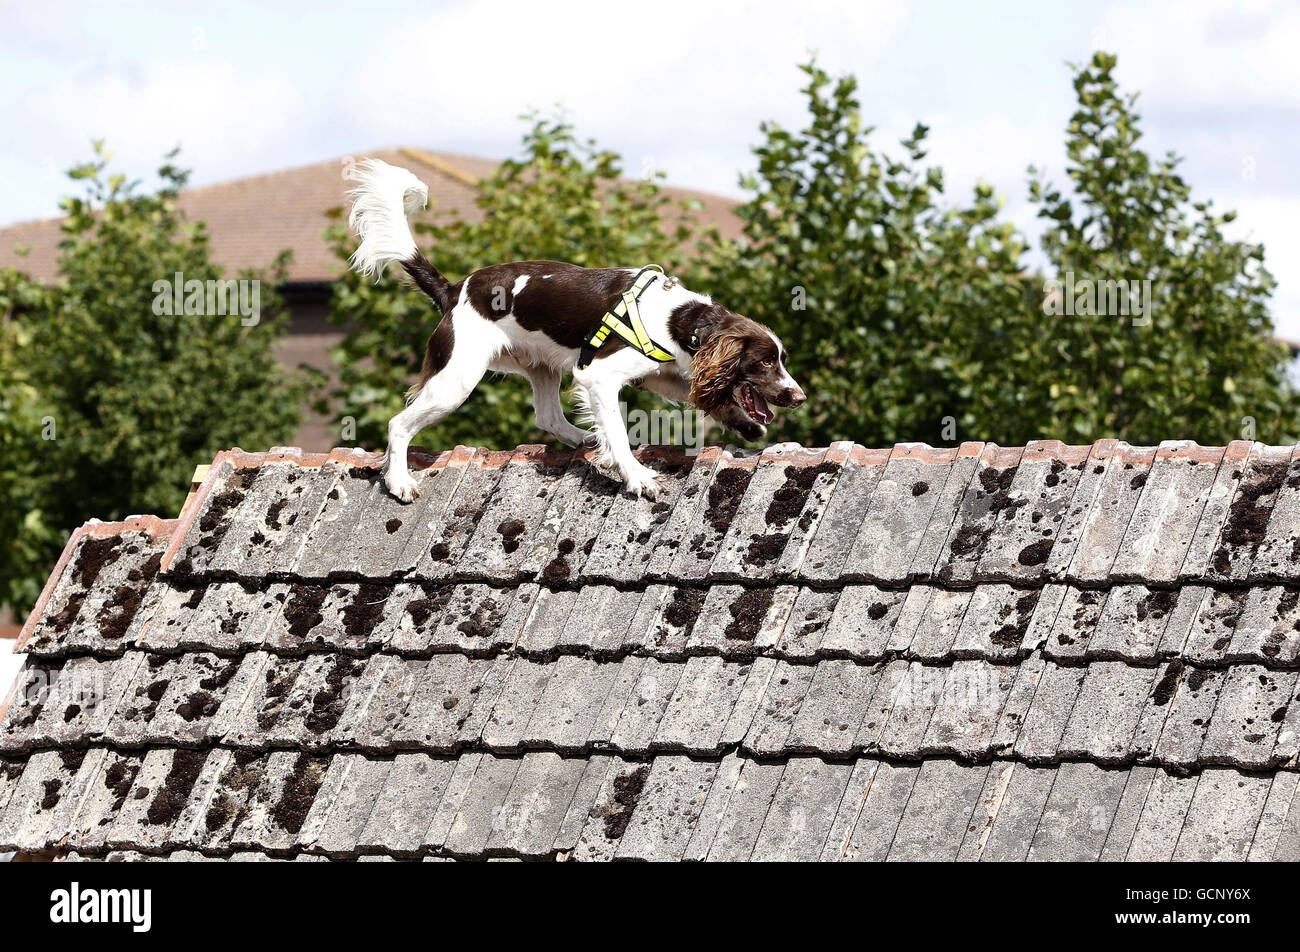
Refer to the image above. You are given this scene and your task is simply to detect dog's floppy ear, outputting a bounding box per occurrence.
[690,330,746,414]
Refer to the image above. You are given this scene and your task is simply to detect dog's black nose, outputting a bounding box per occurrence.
[785,387,807,408]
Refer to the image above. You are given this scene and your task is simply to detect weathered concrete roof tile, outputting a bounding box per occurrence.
[950,585,1039,661]
[850,444,977,584]
[873,663,945,757]
[1173,768,1273,861]
[931,444,1026,585]
[1026,761,1128,861]
[699,757,783,861]
[1150,664,1224,768]
[1057,661,1160,763]
[330,654,424,752]
[572,453,684,584]
[606,659,684,754]
[485,751,586,857]
[1178,441,1257,580]
[786,660,881,756]
[973,441,1092,583]
[1111,442,1225,583]
[1063,444,1157,582]
[522,656,622,752]
[886,758,988,861]
[0,748,95,851]
[613,755,718,860]
[1198,665,1297,768]
[1042,586,1106,661]
[440,752,520,857]
[207,462,323,578]
[9,439,1300,861]
[514,587,578,656]
[653,656,754,754]
[741,661,815,756]
[750,757,854,861]
[686,584,797,659]
[798,445,890,584]
[963,761,1054,862]
[921,660,1017,758]
[551,754,615,856]
[1012,662,1086,761]
[295,753,391,855]
[773,587,841,660]
[906,589,973,661]
[666,450,761,582]
[409,449,513,581]
[1252,449,1300,582]
[386,655,494,751]
[710,445,831,581]
[818,586,907,660]
[840,760,918,862]
[458,447,568,582]
[1248,771,1300,861]
[1097,765,1159,861]
[1231,586,1300,665]
[1087,585,1177,661]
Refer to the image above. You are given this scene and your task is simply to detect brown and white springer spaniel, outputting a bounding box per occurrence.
[346,158,806,501]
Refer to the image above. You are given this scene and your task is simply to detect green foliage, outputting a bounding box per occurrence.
[0,276,61,611]
[698,61,1033,447]
[1022,52,1298,445]
[0,143,307,614]
[710,53,1298,447]
[325,115,703,451]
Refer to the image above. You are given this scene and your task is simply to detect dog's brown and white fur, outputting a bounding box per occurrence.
[346,158,806,502]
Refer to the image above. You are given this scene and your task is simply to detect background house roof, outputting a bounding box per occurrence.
[0,147,743,286]
[2,438,1299,861]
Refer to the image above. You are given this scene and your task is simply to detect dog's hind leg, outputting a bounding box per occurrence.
[384,314,498,502]
[572,353,661,499]
[527,367,593,448]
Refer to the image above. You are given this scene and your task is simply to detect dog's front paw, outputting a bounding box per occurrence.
[734,420,767,443]
[623,463,661,500]
[385,469,419,503]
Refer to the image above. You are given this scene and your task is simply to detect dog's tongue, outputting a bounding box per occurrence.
[751,390,774,424]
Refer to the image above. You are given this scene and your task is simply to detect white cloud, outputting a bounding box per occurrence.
[343,0,910,195]
[1096,0,1300,110]
[6,59,308,219]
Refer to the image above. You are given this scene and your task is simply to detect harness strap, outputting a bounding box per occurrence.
[576,265,678,370]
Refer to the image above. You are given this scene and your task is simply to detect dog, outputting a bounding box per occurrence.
[345,158,806,502]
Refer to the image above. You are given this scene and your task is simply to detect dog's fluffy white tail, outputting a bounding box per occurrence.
[346,158,429,279]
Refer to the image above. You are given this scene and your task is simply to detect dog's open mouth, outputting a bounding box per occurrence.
[737,382,775,425]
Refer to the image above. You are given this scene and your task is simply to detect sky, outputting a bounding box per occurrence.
[2,0,1298,334]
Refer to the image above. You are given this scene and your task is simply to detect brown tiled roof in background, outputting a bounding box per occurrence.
[0,147,742,285]
[3,438,1300,861]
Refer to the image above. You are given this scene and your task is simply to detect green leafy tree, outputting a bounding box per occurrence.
[0,144,307,613]
[706,54,1298,447]
[696,61,1033,447]
[0,271,60,611]
[325,114,702,451]
[1022,51,1299,445]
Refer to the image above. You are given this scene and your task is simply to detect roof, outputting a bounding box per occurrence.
[0,147,743,286]
[1,438,1299,862]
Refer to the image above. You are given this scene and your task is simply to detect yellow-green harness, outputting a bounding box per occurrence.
[576,265,677,370]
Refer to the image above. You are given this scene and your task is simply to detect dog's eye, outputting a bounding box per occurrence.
[761,357,776,368]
